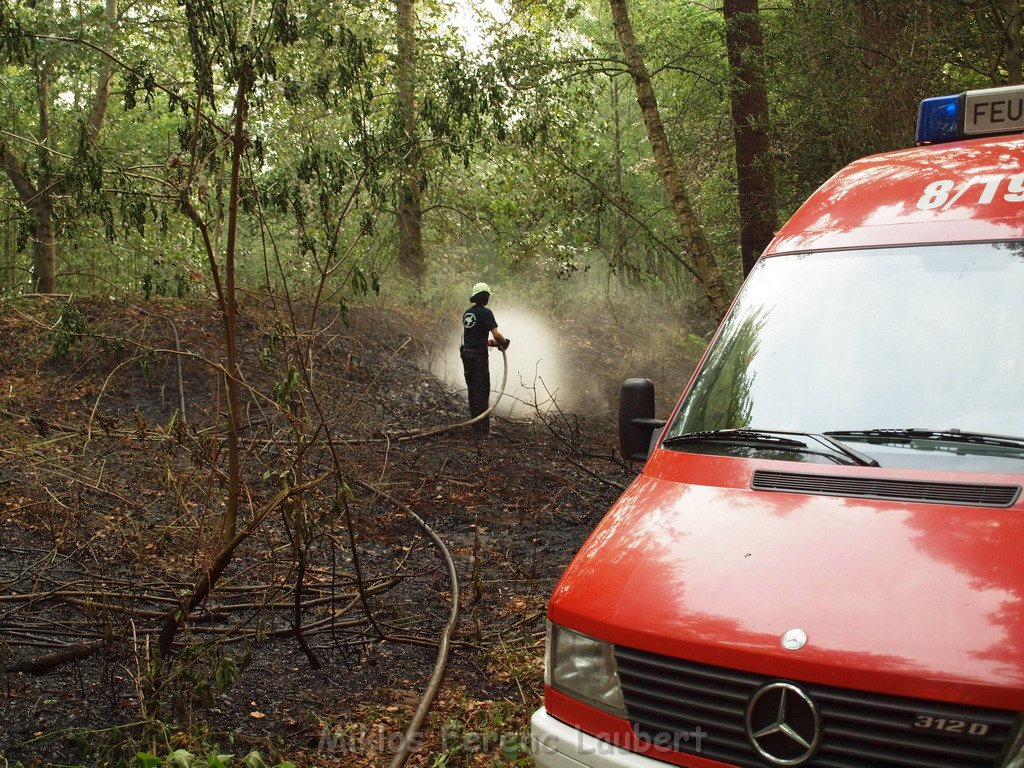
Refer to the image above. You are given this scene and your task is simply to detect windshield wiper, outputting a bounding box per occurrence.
[663,429,879,467]
[825,428,1024,452]
[813,432,881,467]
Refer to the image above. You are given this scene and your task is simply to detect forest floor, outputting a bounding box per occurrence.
[0,294,688,768]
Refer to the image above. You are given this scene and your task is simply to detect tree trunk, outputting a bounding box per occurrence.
[32,195,57,294]
[1002,0,1023,84]
[85,0,117,141]
[395,0,424,282]
[607,0,732,319]
[1,0,116,295]
[723,0,778,276]
[609,76,628,275]
[219,53,250,545]
[1,142,49,293]
[32,59,58,294]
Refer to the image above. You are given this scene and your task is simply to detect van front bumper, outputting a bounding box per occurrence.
[531,707,681,768]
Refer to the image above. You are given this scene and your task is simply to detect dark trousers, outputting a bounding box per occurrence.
[461,349,490,436]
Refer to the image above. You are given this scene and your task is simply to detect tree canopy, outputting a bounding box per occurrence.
[0,0,1019,312]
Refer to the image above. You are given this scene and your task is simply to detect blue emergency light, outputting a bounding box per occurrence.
[915,95,960,145]
[916,85,1024,145]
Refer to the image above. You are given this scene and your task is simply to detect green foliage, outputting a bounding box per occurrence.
[259,328,282,366]
[272,366,302,406]
[133,748,291,768]
[2,0,1022,311]
[429,698,534,768]
[764,0,1001,212]
[213,655,239,693]
[350,265,380,296]
[99,334,127,360]
[0,0,30,65]
[51,299,90,360]
[48,299,135,364]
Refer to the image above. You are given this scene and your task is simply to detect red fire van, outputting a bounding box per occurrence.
[531,85,1024,768]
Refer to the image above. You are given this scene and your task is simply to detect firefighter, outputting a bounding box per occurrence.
[460,282,509,438]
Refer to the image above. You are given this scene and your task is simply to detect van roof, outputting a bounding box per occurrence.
[765,135,1024,255]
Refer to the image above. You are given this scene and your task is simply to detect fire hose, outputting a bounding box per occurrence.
[375,347,507,763]
[346,348,508,767]
[386,346,508,443]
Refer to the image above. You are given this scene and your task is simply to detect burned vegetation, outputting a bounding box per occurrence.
[0,297,635,767]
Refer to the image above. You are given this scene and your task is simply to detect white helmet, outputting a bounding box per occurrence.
[472,282,491,296]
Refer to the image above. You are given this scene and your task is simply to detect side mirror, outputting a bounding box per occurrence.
[619,378,667,461]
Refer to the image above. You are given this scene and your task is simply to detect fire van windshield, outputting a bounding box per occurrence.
[666,242,1024,472]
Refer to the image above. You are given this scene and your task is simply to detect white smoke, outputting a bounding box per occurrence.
[430,306,569,419]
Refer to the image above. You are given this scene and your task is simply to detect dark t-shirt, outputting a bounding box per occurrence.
[462,305,497,348]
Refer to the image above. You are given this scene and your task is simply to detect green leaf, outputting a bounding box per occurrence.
[135,753,162,768]
[170,749,196,768]
[502,738,522,761]
[215,655,240,692]
[207,755,234,768]
[243,752,268,768]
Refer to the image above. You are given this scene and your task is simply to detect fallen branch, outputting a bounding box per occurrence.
[564,455,627,492]
[156,471,330,659]
[4,642,103,675]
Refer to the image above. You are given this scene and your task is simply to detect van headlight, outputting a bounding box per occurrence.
[1002,718,1024,768]
[545,622,626,717]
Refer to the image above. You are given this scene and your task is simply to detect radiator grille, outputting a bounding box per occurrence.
[614,647,1019,768]
[751,470,1020,508]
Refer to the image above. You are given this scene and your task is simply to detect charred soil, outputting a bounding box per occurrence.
[0,295,655,768]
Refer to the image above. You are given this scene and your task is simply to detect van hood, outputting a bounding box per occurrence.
[549,465,1024,710]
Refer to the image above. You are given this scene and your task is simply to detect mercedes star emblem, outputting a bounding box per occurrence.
[745,681,821,766]
[781,628,808,650]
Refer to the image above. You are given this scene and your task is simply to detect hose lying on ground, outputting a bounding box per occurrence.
[384,347,508,443]
[351,479,460,768]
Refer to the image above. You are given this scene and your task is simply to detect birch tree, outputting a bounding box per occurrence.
[607,0,732,319]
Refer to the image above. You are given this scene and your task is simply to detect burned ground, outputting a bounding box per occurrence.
[0,296,661,767]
